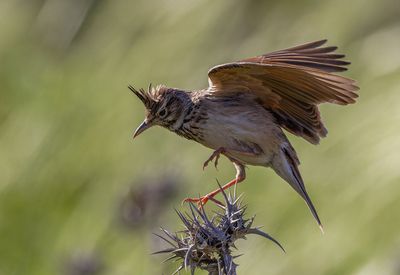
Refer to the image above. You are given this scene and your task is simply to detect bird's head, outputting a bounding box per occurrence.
[129,84,188,138]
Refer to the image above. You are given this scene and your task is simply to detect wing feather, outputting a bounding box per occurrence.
[241,39,351,73]
[207,40,358,144]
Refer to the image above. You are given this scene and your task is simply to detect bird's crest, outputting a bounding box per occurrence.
[128,84,169,109]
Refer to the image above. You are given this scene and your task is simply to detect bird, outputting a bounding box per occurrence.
[129,39,359,229]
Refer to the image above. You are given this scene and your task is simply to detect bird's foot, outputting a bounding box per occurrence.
[182,177,242,208]
[203,147,226,170]
[182,194,224,208]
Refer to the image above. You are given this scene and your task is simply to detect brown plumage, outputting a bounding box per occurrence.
[130,40,359,230]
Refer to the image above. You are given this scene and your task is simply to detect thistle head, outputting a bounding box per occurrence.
[129,84,188,138]
[154,184,285,274]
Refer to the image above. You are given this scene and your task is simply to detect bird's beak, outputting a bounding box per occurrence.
[133,120,150,139]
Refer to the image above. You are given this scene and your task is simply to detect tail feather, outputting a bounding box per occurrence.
[273,145,323,230]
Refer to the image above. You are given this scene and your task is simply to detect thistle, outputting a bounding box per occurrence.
[154,184,285,275]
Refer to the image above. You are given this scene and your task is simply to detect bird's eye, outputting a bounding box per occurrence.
[158,109,167,118]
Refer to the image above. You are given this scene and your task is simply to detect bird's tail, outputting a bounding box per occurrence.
[272,144,323,232]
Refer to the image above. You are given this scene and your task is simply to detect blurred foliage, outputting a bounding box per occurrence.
[0,0,400,274]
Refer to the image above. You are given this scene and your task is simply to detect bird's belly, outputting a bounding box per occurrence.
[200,108,281,166]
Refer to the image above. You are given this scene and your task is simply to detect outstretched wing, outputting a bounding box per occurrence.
[207,39,359,144]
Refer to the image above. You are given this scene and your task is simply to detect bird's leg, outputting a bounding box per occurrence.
[183,161,246,207]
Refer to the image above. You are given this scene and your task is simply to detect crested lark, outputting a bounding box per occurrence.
[129,40,359,229]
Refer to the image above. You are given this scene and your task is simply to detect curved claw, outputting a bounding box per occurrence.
[214,153,221,170]
[203,160,211,171]
[203,147,226,171]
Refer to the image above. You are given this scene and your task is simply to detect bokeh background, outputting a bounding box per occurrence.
[1,0,400,274]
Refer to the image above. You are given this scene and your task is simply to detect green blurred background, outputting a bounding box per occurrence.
[1,0,400,274]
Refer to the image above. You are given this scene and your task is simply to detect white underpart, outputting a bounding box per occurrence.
[200,101,281,166]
